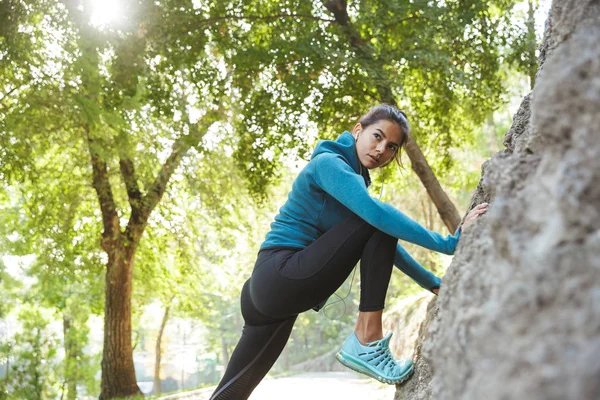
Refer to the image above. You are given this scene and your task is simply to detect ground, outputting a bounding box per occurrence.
[162,371,397,400]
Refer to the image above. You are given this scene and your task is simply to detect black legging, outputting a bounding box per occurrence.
[209,213,397,400]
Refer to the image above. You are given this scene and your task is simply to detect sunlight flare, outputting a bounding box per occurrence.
[89,0,124,28]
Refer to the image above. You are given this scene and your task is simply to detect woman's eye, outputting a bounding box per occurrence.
[374,133,381,139]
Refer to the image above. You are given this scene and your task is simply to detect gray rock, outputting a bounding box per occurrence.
[393,298,438,400]
[396,1,600,399]
[383,293,432,361]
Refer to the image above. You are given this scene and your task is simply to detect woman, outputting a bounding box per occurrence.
[210,104,488,399]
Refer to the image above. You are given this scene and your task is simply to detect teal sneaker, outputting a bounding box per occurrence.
[336,332,414,385]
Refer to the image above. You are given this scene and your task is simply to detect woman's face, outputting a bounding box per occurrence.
[352,120,403,169]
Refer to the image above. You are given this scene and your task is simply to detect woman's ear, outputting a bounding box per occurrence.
[351,123,362,139]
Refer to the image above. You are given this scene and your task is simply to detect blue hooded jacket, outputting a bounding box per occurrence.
[261,131,461,290]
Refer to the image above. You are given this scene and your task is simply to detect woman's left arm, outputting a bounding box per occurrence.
[395,203,490,294]
[314,154,485,254]
[394,242,442,291]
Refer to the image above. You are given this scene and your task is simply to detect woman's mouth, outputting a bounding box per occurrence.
[368,155,379,165]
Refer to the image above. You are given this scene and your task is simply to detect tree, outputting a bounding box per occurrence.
[0,160,105,398]
[1,0,238,396]
[2,1,212,397]
[322,0,460,230]
[0,260,22,400]
[506,0,539,89]
[204,0,520,232]
[153,300,171,395]
[5,306,60,400]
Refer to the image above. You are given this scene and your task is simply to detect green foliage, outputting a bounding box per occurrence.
[5,306,60,400]
[202,0,522,184]
[504,1,539,89]
[0,261,22,320]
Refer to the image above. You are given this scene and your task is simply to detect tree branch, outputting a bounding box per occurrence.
[324,0,392,101]
[0,77,40,111]
[324,0,350,26]
[324,0,366,47]
[86,128,120,244]
[128,109,222,238]
[116,130,143,215]
[322,0,461,232]
[0,84,24,103]
[195,13,334,26]
[119,157,142,213]
[382,14,432,31]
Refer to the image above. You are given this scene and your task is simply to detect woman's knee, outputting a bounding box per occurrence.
[241,279,267,325]
[242,278,288,325]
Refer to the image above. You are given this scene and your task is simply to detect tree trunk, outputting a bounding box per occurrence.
[33,328,43,400]
[220,334,229,370]
[154,303,171,396]
[404,137,462,231]
[378,86,461,231]
[90,109,218,398]
[99,243,141,400]
[62,315,78,400]
[282,344,289,370]
[526,0,538,90]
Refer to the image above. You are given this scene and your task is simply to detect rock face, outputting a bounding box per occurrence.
[396,1,600,399]
[392,298,438,400]
[383,293,431,361]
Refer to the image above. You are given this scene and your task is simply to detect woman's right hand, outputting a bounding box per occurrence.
[462,202,489,230]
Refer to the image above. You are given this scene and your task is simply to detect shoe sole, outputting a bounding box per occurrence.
[335,350,414,385]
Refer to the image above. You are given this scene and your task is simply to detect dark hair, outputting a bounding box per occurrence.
[359,104,409,168]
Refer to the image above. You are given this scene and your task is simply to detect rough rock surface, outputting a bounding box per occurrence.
[392,299,438,400]
[395,1,600,399]
[383,293,431,361]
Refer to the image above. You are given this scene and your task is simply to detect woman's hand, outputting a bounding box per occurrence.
[462,202,489,230]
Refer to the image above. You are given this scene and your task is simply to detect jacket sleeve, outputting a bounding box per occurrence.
[314,153,461,255]
[395,243,442,291]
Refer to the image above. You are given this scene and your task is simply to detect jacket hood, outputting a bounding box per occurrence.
[311,131,371,187]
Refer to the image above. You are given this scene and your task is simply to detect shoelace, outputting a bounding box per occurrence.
[377,346,398,375]
[363,338,400,376]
